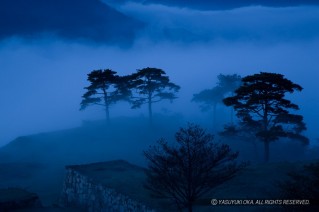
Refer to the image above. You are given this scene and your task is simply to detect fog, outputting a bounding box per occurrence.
[1,3,318,147]
[119,3,319,42]
[1,1,319,209]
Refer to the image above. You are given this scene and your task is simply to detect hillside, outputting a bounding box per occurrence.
[0,116,183,165]
[59,160,318,211]
[0,116,318,207]
[0,116,183,205]
[0,0,144,44]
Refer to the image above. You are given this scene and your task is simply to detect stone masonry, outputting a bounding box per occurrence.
[60,160,157,212]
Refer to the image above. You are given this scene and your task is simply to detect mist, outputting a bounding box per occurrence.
[1,1,319,210]
[1,3,319,147]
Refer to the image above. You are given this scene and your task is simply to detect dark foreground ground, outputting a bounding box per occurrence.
[0,159,316,211]
[0,117,317,211]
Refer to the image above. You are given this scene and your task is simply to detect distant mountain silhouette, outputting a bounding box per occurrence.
[127,0,319,10]
[0,0,144,44]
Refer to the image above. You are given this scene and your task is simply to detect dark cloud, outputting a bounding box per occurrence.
[118,3,319,44]
[0,0,144,44]
[105,0,319,10]
[142,0,319,10]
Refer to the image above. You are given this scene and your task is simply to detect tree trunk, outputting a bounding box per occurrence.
[212,103,217,131]
[105,104,110,124]
[103,88,110,125]
[230,107,234,124]
[251,140,259,161]
[187,202,193,212]
[263,103,269,162]
[264,140,270,162]
[230,91,234,124]
[148,98,153,126]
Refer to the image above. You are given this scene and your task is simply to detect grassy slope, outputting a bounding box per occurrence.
[65,160,314,211]
[0,116,317,209]
[0,116,182,205]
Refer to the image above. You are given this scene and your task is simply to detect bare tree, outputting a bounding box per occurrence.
[144,123,245,212]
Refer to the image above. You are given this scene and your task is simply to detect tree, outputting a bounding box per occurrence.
[144,123,245,212]
[80,69,130,124]
[192,74,241,128]
[192,86,224,128]
[217,74,242,124]
[223,72,308,162]
[217,74,242,92]
[129,67,180,125]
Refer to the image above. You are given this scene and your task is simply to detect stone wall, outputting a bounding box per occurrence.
[60,164,155,212]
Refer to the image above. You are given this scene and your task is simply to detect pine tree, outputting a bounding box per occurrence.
[80,69,130,124]
[129,67,180,125]
[192,74,241,128]
[223,72,308,162]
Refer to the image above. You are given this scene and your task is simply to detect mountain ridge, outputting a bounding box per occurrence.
[104,0,319,10]
[0,0,144,44]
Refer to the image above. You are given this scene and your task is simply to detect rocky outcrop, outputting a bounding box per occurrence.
[60,160,159,212]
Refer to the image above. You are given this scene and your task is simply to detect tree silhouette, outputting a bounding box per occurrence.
[129,67,180,125]
[192,86,224,128]
[80,69,130,124]
[217,74,242,124]
[192,74,241,128]
[223,72,308,162]
[144,123,245,212]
